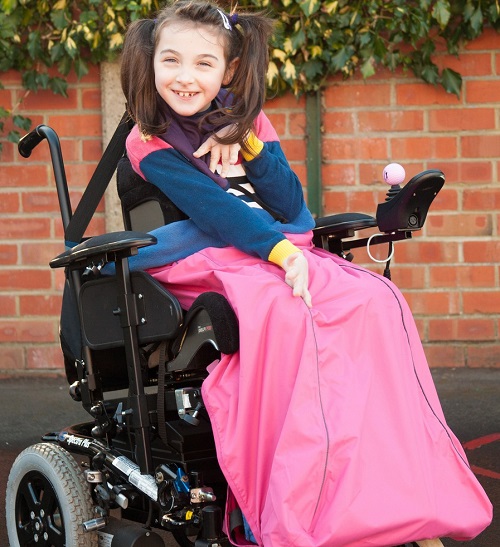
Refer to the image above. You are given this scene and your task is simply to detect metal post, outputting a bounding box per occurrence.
[305,90,323,218]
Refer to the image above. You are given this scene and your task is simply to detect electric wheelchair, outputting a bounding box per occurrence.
[5,118,444,547]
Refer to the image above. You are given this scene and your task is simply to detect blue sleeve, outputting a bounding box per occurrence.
[139,148,286,261]
[243,141,305,221]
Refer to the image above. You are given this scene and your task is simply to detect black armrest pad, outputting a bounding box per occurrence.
[313,213,377,237]
[50,231,157,269]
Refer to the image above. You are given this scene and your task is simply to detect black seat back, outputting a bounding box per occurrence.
[117,156,188,232]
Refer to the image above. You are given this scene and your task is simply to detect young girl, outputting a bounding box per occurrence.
[120,2,492,546]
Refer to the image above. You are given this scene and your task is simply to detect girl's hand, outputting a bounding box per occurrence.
[283,252,313,308]
[193,125,241,178]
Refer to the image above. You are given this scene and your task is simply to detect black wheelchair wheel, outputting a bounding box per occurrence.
[6,442,97,547]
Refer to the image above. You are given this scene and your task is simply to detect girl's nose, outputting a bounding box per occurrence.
[176,68,195,84]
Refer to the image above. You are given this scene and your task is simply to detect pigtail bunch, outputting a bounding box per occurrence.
[212,7,275,150]
[120,18,159,137]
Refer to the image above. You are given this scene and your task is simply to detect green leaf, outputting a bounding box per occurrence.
[469,6,483,33]
[431,0,451,28]
[50,10,68,30]
[73,58,89,79]
[441,67,462,97]
[0,0,18,16]
[49,76,68,97]
[360,57,376,79]
[299,0,320,17]
[12,114,31,130]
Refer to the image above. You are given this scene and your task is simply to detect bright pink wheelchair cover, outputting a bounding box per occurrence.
[150,232,492,546]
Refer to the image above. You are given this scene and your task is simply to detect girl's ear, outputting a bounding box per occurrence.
[222,57,240,86]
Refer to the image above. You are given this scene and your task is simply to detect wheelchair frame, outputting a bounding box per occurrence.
[6,122,444,547]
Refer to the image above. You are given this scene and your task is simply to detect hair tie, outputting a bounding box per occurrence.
[229,12,238,25]
[216,8,232,30]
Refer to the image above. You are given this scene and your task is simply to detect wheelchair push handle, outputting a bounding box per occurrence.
[18,124,72,230]
[18,124,53,158]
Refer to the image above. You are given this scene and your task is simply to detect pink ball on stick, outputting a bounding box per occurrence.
[383,163,406,186]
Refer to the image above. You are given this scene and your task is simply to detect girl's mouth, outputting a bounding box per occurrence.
[174,91,198,98]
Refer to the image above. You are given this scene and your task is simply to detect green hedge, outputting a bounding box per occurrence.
[0,0,499,142]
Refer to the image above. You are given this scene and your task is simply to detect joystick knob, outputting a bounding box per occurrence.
[383,163,405,201]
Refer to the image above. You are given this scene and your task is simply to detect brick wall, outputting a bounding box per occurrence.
[1,29,499,376]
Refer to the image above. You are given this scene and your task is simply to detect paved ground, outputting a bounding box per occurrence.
[1,369,499,546]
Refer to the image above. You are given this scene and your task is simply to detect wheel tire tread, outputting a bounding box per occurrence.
[6,442,97,547]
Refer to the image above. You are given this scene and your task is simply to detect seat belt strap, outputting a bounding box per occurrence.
[64,112,133,247]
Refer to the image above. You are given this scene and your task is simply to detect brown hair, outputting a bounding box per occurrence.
[120,0,274,146]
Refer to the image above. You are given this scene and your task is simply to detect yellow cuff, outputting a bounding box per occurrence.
[241,131,264,161]
[268,239,301,267]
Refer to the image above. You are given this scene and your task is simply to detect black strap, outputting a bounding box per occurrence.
[64,112,133,246]
[228,176,288,224]
[155,342,169,447]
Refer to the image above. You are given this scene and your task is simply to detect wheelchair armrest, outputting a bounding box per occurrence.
[50,231,157,269]
[313,213,377,239]
[376,169,444,233]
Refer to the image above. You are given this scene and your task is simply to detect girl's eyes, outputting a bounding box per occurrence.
[160,58,214,68]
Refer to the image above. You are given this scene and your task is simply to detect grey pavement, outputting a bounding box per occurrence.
[1,369,499,546]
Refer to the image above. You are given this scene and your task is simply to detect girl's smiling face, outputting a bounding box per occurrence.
[154,22,236,116]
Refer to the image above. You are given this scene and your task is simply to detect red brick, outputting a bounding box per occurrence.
[466,80,500,103]
[322,188,349,213]
[428,318,496,341]
[463,291,500,314]
[20,294,62,316]
[19,88,78,111]
[323,137,387,160]
[265,113,286,135]
[464,28,500,50]
[0,141,15,162]
[21,242,64,265]
[358,110,424,133]
[463,240,500,263]
[390,266,426,289]
[322,163,356,186]
[404,290,460,315]
[0,217,51,239]
[423,344,466,368]
[280,139,306,161]
[324,83,391,108]
[0,165,50,187]
[430,265,495,288]
[26,345,65,371]
[0,244,17,265]
[0,269,52,290]
[396,241,459,264]
[0,346,25,371]
[463,189,500,210]
[396,82,461,106]
[429,187,458,211]
[47,114,102,138]
[458,161,493,184]
[22,192,61,213]
[429,108,496,131]
[82,87,102,109]
[426,213,492,237]
[0,319,56,343]
[435,52,493,77]
[0,192,20,213]
[266,93,305,110]
[467,344,500,368]
[391,136,457,160]
[323,112,355,134]
[461,135,500,158]
[288,112,307,136]
[0,295,17,316]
